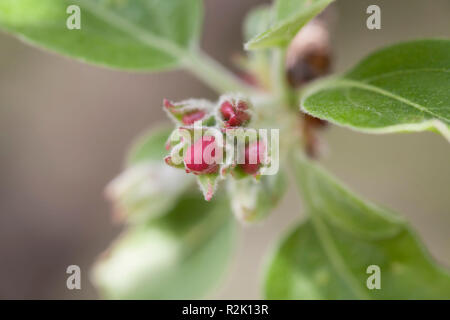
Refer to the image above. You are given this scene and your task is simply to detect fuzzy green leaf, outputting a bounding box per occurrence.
[245,0,334,50]
[0,0,203,70]
[93,193,236,299]
[301,39,450,141]
[264,154,450,299]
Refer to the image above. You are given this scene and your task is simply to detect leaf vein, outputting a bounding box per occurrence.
[335,79,450,123]
[75,0,186,59]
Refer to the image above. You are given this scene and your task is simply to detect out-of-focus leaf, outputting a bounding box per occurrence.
[301,39,450,141]
[228,171,287,223]
[264,154,450,299]
[243,5,273,43]
[0,0,203,70]
[240,5,273,89]
[93,193,236,299]
[107,125,193,224]
[106,161,192,224]
[245,0,334,50]
[126,125,172,165]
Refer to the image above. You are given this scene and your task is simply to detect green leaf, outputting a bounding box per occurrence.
[126,124,172,165]
[107,125,193,224]
[0,0,203,70]
[243,5,273,43]
[93,193,236,299]
[245,0,334,50]
[240,5,273,89]
[228,172,287,223]
[301,39,450,141]
[264,154,450,299]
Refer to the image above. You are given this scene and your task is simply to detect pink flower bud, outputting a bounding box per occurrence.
[182,110,206,125]
[184,136,219,174]
[163,98,174,109]
[164,99,208,125]
[240,140,266,175]
[220,99,251,127]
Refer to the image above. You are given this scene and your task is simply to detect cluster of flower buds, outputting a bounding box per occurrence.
[163,95,272,201]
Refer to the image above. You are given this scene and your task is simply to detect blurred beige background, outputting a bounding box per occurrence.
[0,0,449,299]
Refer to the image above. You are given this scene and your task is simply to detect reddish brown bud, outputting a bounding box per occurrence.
[304,114,328,129]
[184,136,219,174]
[239,72,260,88]
[286,19,331,88]
[302,114,327,158]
